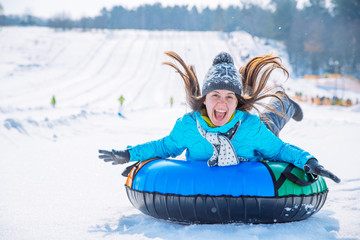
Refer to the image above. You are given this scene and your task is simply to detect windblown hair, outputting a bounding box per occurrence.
[163,51,289,121]
[163,51,205,111]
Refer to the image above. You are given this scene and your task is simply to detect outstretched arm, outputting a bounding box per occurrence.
[253,118,341,183]
[99,116,187,164]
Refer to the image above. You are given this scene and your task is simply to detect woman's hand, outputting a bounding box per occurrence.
[304,158,341,183]
[98,149,130,165]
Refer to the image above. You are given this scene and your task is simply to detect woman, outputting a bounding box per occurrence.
[99,51,340,183]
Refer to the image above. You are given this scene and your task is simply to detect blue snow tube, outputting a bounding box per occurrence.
[125,159,328,224]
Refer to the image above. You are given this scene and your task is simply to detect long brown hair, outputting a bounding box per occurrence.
[163,51,288,121]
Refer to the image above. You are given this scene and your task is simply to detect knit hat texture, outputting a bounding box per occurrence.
[202,52,242,96]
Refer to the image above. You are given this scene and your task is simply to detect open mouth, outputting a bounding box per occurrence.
[214,109,227,122]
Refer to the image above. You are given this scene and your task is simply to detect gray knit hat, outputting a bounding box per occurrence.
[202,52,242,96]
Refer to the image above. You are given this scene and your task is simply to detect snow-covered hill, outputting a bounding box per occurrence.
[0,27,359,240]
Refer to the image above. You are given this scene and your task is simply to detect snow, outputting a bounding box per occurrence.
[1,27,360,240]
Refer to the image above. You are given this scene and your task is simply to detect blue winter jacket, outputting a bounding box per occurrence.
[129,110,314,169]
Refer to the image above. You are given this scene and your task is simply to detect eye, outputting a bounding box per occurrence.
[227,95,234,100]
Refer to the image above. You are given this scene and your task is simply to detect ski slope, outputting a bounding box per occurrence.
[0,27,360,240]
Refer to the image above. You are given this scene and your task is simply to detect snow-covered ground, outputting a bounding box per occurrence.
[0,27,359,240]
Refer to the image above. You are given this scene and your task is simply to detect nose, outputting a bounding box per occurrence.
[218,97,226,104]
[218,97,226,105]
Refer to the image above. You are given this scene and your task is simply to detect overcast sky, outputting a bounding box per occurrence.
[0,0,287,19]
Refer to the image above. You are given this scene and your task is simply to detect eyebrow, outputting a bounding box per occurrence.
[212,91,235,95]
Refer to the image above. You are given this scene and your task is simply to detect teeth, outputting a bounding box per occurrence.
[216,110,226,113]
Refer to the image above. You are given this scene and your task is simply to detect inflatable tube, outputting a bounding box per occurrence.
[125,159,328,224]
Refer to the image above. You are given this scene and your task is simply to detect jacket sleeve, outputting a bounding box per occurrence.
[251,116,314,169]
[128,117,187,162]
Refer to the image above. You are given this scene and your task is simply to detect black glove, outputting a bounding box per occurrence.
[98,149,130,165]
[304,158,341,183]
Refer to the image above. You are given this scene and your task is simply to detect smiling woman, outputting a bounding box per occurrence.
[204,90,238,126]
[98,50,340,224]
[99,50,340,197]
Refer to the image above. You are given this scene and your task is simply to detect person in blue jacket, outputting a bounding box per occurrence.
[99,51,340,183]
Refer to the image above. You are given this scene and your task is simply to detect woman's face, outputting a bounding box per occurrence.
[204,89,238,127]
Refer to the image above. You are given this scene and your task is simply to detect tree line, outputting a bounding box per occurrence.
[0,0,359,78]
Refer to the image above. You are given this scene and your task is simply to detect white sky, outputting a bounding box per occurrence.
[0,0,318,19]
[0,0,280,19]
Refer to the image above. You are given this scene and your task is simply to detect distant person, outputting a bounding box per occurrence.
[170,96,174,107]
[51,95,56,108]
[119,95,125,106]
[99,51,340,183]
[118,95,125,118]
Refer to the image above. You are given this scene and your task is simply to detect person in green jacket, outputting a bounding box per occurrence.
[118,95,125,117]
[170,96,174,107]
[51,95,56,108]
[119,95,125,106]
